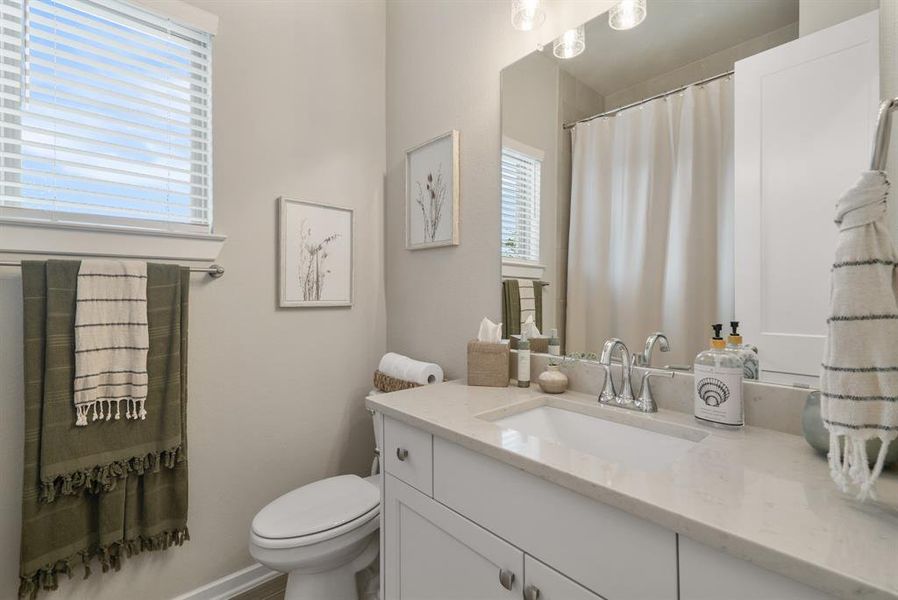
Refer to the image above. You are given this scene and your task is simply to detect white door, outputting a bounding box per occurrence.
[523,555,604,600]
[735,10,879,384]
[383,474,524,600]
[678,536,836,600]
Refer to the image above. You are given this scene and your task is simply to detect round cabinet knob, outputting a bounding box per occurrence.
[396,448,409,461]
[524,584,541,600]
[498,568,515,591]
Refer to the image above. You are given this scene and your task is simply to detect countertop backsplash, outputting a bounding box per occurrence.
[514,351,812,437]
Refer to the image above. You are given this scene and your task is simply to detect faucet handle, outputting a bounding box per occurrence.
[635,370,674,412]
[598,362,617,404]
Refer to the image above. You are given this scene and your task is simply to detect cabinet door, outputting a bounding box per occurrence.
[383,474,523,600]
[735,10,879,383]
[679,536,836,600]
[523,555,604,600]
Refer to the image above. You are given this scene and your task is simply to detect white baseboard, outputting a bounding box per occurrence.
[172,563,281,600]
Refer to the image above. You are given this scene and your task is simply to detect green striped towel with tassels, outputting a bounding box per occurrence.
[19,260,190,599]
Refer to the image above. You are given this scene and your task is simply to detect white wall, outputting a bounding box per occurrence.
[0,1,386,598]
[385,0,613,377]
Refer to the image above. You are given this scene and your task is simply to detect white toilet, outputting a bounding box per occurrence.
[249,409,382,600]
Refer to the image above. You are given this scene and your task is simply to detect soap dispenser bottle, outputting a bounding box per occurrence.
[726,321,759,380]
[694,324,744,427]
[547,329,561,357]
[517,332,531,388]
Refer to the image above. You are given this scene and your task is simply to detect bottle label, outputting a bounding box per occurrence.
[742,351,759,380]
[517,350,531,386]
[694,363,743,426]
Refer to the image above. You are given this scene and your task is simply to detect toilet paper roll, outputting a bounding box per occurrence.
[378,352,443,385]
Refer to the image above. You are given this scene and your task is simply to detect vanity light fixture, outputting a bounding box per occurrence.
[552,25,585,59]
[511,0,545,31]
[609,0,647,31]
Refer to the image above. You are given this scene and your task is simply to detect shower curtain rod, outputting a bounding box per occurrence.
[562,69,735,130]
[0,261,225,278]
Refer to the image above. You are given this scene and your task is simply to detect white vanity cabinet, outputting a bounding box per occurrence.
[380,415,835,600]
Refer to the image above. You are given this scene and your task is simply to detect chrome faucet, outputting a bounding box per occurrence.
[600,336,674,413]
[633,332,670,367]
[599,338,635,406]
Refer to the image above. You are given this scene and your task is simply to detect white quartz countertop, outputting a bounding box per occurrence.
[366,381,898,600]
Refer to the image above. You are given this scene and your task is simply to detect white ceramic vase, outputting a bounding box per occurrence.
[537,365,568,394]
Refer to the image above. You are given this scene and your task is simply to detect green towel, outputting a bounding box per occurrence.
[501,279,545,338]
[532,281,545,334]
[36,262,185,501]
[502,279,521,339]
[19,260,190,599]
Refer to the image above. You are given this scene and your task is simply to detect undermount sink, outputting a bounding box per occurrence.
[488,403,706,472]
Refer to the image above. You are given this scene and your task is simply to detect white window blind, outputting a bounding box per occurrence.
[0,0,213,233]
[501,145,541,263]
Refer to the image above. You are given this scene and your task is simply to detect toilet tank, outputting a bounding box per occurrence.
[368,390,384,476]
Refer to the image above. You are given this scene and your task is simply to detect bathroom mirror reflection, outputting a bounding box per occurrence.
[499,0,880,385]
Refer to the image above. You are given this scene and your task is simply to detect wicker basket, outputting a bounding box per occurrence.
[467,340,510,387]
[373,370,421,393]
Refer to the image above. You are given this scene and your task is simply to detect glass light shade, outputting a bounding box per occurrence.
[511,0,545,31]
[609,0,647,31]
[553,26,585,59]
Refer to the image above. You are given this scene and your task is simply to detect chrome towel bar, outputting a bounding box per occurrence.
[0,261,224,279]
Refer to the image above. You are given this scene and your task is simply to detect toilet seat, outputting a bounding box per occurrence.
[251,474,379,550]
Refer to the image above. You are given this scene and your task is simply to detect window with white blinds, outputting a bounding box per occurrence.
[501,145,541,263]
[0,0,213,233]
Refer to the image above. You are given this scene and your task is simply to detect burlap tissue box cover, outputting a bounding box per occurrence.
[467,341,510,387]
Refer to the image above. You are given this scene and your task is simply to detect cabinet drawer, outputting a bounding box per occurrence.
[384,417,433,496]
[433,438,677,600]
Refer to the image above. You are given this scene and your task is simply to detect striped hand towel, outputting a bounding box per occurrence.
[74,260,149,426]
[821,171,898,500]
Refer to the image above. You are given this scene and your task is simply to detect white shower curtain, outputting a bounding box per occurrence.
[566,77,734,365]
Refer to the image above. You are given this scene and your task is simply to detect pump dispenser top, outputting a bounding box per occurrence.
[728,321,743,345]
[711,323,725,349]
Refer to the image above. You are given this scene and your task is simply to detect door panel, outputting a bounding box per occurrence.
[735,10,879,381]
[524,555,605,600]
[383,474,523,600]
[679,536,836,600]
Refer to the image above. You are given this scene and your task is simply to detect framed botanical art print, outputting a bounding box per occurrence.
[405,130,459,249]
[278,197,353,307]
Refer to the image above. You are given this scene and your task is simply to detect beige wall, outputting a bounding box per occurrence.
[385,0,613,377]
[800,0,879,36]
[603,23,799,111]
[0,1,386,598]
[501,53,561,335]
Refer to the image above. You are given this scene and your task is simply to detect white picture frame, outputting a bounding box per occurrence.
[405,130,460,249]
[278,197,353,308]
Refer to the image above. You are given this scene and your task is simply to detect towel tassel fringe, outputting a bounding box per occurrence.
[38,444,184,503]
[828,431,895,501]
[17,527,189,599]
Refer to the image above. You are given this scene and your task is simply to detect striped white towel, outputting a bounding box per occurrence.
[821,171,898,500]
[518,279,537,325]
[74,260,149,426]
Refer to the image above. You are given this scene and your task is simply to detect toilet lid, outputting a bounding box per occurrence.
[251,474,379,540]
